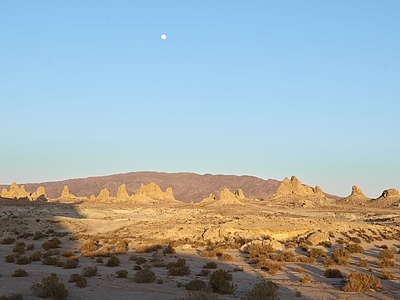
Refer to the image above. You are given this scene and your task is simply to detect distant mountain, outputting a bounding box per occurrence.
[0,171,340,202]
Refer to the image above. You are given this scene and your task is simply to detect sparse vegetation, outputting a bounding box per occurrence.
[185,279,207,291]
[133,269,155,283]
[343,272,380,292]
[105,255,120,267]
[68,274,87,288]
[243,280,279,300]
[82,266,98,277]
[345,243,364,254]
[307,248,326,258]
[0,294,24,300]
[1,237,15,245]
[31,273,68,299]
[163,244,176,255]
[301,274,311,285]
[381,269,394,280]
[209,269,235,294]
[12,268,28,277]
[116,269,128,278]
[203,261,218,269]
[323,268,344,278]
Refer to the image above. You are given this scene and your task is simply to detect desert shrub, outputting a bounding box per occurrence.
[133,265,142,270]
[294,267,304,273]
[68,274,87,288]
[1,238,15,245]
[30,273,68,300]
[301,274,311,285]
[185,279,207,291]
[219,254,233,261]
[80,240,97,252]
[63,250,74,257]
[29,250,42,261]
[378,257,395,268]
[203,261,218,269]
[116,269,128,278]
[163,244,176,255]
[42,237,61,251]
[12,268,28,277]
[135,244,161,253]
[307,248,326,258]
[68,273,80,283]
[0,294,24,300]
[350,237,362,243]
[379,249,395,260]
[43,249,60,257]
[55,257,64,267]
[42,256,57,265]
[345,244,364,254]
[105,255,120,267]
[255,258,282,275]
[248,244,275,259]
[16,256,31,265]
[33,231,44,240]
[95,257,103,263]
[200,250,217,258]
[167,258,191,276]
[82,266,98,277]
[26,244,35,251]
[381,269,394,280]
[323,268,344,278]
[177,290,219,300]
[197,269,211,276]
[133,269,155,283]
[12,243,25,255]
[318,241,332,248]
[296,256,316,263]
[358,259,369,267]
[323,256,335,266]
[63,256,79,269]
[130,255,147,265]
[343,272,380,292]
[295,290,302,297]
[209,269,235,294]
[332,248,350,266]
[243,280,279,300]
[380,244,389,249]
[4,254,16,263]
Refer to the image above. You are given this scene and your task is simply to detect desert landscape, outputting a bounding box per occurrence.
[0,172,399,300]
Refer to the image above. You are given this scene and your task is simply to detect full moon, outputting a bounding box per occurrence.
[161,34,167,40]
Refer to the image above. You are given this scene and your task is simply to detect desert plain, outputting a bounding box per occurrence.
[0,172,399,300]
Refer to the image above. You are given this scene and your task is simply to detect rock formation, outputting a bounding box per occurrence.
[31,186,47,200]
[0,182,31,199]
[234,188,246,200]
[371,188,400,207]
[96,188,111,201]
[339,185,369,205]
[133,182,177,202]
[266,176,326,207]
[116,184,130,200]
[61,185,75,198]
[199,188,243,206]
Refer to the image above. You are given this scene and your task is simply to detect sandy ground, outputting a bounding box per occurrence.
[0,199,399,299]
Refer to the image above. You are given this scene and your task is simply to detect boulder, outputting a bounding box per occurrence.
[306,231,330,246]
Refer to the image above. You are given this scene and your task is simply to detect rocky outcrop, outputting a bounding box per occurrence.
[234,188,246,200]
[1,182,31,199]
[116,184,130,200]
[199,188,243,206]
[31,186,47,199]
[61,185,75,198]
[306,231,330,246]
[370,188,400,207]
[266,176,326,207]
[339,185,369,205]
[132,183,177,203]
[96,188,111,201]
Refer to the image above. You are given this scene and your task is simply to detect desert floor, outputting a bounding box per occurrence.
[0,199,399,299]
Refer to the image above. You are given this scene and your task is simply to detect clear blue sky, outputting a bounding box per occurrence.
[1,1,399,197]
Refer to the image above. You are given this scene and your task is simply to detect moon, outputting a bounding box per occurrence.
[161,34,167,40]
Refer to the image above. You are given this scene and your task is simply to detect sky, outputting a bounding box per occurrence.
[1,1,399,197]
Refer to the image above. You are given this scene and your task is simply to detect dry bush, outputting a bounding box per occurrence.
[307,248,326,259]
[379,249,395,260]
[197,269,211,276]
[381,269,394,280]
[63,256,79,269]
[135,244,161,253]
[203,261,218,269]
[62,250,74,257]
[185,279,207,291]
[220,254,233,261]
[30,251,42,262]
[68,274,87,288]
[133,265,142,270]
[200,250,217,258]
[247,244,275,259]
[301,274,311,285]
[358,259,369,267]
[116,269,128,278]
[82,266,98,277]
[133,269,155,283]
[12,268,28,277]
[167,258,191,276]
[12,243,25,255]
[323,256,335,267]
[1,237,15,245]
[255,258,282,275]
[95,257,103,263]
[80,240,97,252]
[318,241,332,248]
[0,293,24,300]
[209,269,235,294]
[332,248,350,266]
[42,238,61,251]
[296,255,316,263]
[273,250,296,262]
[42,256,57,266]
[294,267,305,273]
[129,255,147,265]
[378,257,395,268]
[163,244,176,255]
[243,280,279,300]
[105,255,120,267]
[350,237,362,243]
[323,268,344,278]
[380,244,388,249]
[343,272,380,292]
[16,256,31,265]
[345,243,364,254]
[31,273,68,300]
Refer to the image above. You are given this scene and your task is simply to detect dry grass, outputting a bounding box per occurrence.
[343,272,380,292]
[380,269,394,280]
